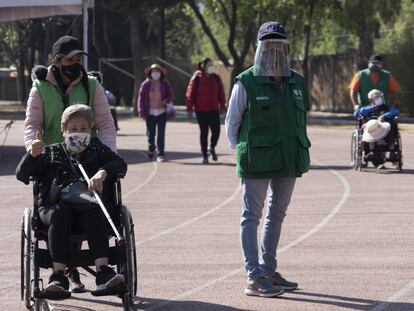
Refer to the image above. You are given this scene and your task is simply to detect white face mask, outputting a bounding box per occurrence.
[151,71,161,80]
[64,132,91,154]
[206,66,215,74]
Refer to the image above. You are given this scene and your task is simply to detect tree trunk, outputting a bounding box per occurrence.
[302,0,316,111]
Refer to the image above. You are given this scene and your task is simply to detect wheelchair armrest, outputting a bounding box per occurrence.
[116,173,125,180]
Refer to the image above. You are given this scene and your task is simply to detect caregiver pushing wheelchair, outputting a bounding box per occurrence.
[16,105,137,310]
[349,54,403,171]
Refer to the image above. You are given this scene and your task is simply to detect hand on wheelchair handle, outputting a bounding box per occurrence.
[353,104,360,111]
[30,131,44,158]
[88,169,108,193]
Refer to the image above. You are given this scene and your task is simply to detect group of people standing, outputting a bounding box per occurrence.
[137,58,226,164]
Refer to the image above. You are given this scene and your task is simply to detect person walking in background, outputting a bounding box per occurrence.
[137,64,173,162]
[226,22,311,298]
[186,58,226,164]
[349,54,400,111]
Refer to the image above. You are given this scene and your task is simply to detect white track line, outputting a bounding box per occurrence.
[136,156,240,246]
[0,232,19,241]
[124,151,158,199]
[370,279,414,311]
[148,158,350,310]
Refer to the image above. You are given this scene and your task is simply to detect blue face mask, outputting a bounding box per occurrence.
[368,63,382,73]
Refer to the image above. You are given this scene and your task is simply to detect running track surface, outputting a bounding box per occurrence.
[0,118,413,311]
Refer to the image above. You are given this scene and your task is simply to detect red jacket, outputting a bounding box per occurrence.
[186,70,226,112]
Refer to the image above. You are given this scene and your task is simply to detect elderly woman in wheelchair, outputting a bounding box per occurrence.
[16,104,127,295]
[352,89,402,170]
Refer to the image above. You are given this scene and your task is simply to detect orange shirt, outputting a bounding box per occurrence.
[349,72,400,93]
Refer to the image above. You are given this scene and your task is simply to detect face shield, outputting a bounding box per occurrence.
[253,39,290,77]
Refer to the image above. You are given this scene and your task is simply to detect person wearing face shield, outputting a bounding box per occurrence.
[225,22,311,297]
[24,35,117,292]
[185,58,227,164]
[137,64,173,162]
[349,54,400,111]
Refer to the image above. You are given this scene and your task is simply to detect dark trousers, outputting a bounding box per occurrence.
[195,110,220,157]
[146,113,167,156]
[39,203,109,264]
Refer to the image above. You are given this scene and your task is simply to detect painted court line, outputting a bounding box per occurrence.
[136,156,240,246]
[370,279,414,311]
[149,158,351,310]
[124,151,158,200]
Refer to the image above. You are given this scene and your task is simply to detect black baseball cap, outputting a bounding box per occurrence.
[52,35,87,58]
[257,22,287,41]
[369,54,383,62]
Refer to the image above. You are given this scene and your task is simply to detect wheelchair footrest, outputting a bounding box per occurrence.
[91,287,126,297]
[35,290,71,300]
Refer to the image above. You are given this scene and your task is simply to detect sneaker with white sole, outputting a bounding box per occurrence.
[95,266,125,291]
[266,272,298,290]
[244,276,284,298]
[66,268,86,293]
[45,270,69,293]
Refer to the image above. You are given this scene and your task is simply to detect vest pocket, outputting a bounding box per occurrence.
[296,132,311,173]
[295,98,306,126]
[247,129,283,173]
[236,142,248,174]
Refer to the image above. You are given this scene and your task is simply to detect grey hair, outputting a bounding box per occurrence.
[61,104,94,131]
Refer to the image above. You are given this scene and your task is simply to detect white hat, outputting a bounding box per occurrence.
[362,119,390,142]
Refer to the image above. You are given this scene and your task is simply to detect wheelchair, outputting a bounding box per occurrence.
[20,175,137,311]
[351,116,403,172]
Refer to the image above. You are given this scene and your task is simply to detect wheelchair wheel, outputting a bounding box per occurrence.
[121,205,137,308]
[397,134,403,173]
[351,129,362,170]
[21,208,32,310]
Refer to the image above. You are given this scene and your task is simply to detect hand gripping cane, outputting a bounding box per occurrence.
[75,159,125,244]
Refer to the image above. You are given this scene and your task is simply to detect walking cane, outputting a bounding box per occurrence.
[75,159,125,243]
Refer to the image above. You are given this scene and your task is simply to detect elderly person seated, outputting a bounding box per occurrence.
[353,89,400,122]
[354,89,400,169]
[16,104,127,294]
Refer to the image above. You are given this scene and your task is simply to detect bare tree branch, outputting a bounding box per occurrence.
[187,0,231,67]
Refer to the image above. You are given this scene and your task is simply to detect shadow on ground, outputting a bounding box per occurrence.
[66,295,247,311]
[284,291,414,311]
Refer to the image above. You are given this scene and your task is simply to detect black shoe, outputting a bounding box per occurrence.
[95,266,125,291]
[45,270,69,293]
[67,268,86,293]
[209,148,218,161]
[245,276,284,297]
[266,272,298,290]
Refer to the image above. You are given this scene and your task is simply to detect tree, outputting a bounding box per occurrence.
[336,0,402,68]
[187,0,258,85]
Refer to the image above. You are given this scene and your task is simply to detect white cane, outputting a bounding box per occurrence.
[75,159,124,243]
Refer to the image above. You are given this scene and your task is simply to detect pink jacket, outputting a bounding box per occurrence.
[24,66,117,152]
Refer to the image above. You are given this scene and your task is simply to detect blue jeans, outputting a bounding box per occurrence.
[240,177,296,277]
[146,113,167,156]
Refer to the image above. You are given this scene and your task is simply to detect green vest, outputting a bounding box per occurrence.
[235,67,311,179]
[358,69,390,107]
[35,77,97,145]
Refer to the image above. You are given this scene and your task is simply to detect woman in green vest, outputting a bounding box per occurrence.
[225,22,311,298]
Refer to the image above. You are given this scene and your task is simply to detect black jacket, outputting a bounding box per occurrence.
[16,138,127,207]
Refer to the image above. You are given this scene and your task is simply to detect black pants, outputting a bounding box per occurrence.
[39,203,109,264]
[146,113,167,156]
[195,110,220,157]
